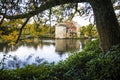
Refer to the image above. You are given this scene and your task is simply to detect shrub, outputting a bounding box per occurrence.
[86,44,120,80]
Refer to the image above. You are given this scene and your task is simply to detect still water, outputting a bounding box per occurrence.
[0,39,87,69]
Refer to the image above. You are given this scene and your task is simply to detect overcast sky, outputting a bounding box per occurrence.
[72,16,93,26]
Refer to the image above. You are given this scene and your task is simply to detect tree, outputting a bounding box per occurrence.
[79,24,98,39]
[89,0,120,52]
[0,0,120,52]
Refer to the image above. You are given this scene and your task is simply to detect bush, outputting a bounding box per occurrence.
[86,44,120,80]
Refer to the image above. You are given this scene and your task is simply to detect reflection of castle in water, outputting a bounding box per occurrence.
[55,39,80,53]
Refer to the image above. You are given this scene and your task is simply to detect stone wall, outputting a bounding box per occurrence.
[55,22,80,38]
[55,25,66,38]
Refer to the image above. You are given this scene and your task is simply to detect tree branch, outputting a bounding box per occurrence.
[15,17,30,43]
[0,16,4,26]
[2,0,87,19]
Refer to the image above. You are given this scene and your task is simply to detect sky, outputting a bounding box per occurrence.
[72,16,92,26]
[74,1,120,26]
[29,15,94,26]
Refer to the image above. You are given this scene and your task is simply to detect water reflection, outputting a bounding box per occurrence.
[0,39,87,69]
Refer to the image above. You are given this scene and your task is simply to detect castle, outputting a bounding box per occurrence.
[55,22,80,38]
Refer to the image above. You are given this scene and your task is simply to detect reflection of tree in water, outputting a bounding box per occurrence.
[35,57,44,63]
[0,39,55,53]
[57,52,64,58]
[0,54,6,69]
[21,39,55,50]
[0,43,19,53]
[0,54,44,69]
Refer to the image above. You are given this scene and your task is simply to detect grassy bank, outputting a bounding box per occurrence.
[0,40,120,80]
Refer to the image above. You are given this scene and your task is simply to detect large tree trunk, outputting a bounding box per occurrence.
[89,0,120,53]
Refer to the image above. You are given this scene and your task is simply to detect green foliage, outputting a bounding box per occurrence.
[79,24,98,39]
[23,24,55,39]
[0,19,21,45]
[0,40,120,80]
[0,19,55,44]
[86,44,120,80]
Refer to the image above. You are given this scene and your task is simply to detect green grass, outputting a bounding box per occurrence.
[0,39,120,80]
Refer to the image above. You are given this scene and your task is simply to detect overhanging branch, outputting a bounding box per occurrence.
[2,0,87,19]
[0,16,4,26]
[15,17,30,43]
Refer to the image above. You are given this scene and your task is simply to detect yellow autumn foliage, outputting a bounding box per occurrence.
[1,31,18,42]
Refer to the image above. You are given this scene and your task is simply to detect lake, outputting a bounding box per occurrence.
[0,39,87,69]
